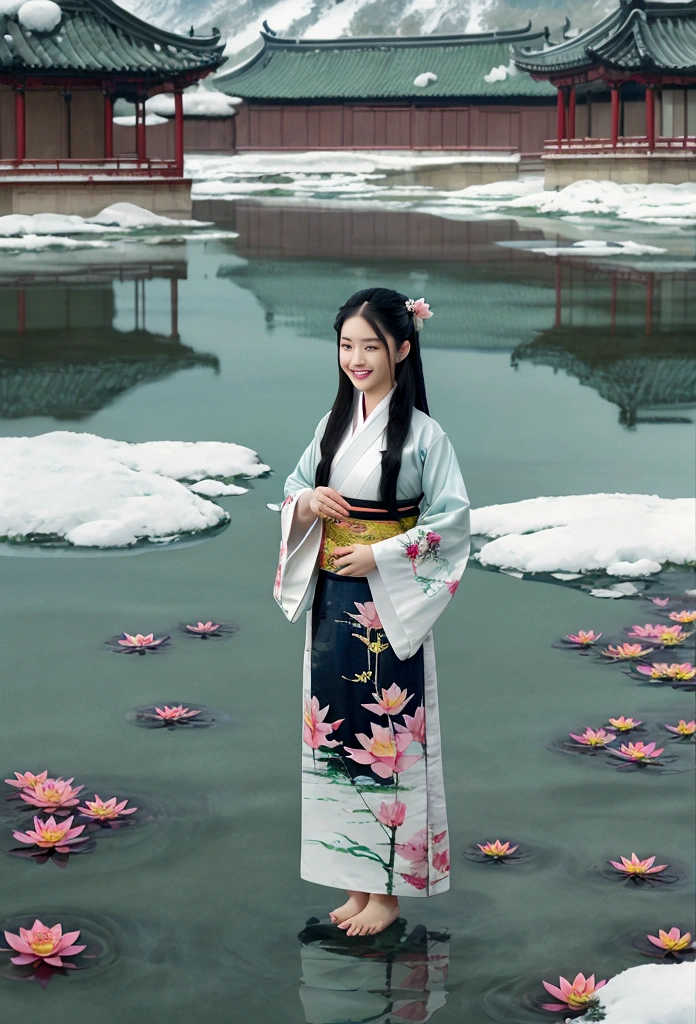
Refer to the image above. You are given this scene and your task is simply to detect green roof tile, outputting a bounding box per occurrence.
[512,0,696,75]
[216,30,557,101]
[0,0,225,78]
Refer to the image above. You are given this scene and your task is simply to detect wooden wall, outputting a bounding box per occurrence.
[0,87,104,159]
[233,102,557,154]
[113,116,235,159]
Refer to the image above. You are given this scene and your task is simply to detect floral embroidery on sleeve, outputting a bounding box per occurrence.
[401,528,457,597]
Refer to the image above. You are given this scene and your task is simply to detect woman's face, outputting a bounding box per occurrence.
[339,314,410,397]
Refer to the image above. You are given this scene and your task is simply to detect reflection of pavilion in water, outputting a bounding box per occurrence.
[0,258,218,420]
[212,202,561,351]
[512,262,696,428]
[298,919,449,1024]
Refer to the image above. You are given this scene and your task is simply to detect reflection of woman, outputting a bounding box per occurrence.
[274,288,471,937]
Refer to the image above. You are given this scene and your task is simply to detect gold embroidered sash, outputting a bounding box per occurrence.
[320,514,419,573]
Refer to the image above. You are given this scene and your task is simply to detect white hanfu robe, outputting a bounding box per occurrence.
[274,388,471,897]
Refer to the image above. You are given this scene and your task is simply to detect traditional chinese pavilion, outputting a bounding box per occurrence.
[0,0,225,216]
[215,25,558,164]
[512,0,696,185]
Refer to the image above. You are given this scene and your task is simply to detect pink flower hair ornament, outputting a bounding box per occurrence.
[405,297,433,332]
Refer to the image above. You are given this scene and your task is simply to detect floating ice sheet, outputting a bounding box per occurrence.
[578,961,695,1024]
[0,432,270,548]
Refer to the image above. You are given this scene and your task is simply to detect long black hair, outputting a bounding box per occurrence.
[314,287,430,522]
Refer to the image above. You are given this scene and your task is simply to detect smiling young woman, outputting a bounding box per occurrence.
[273,287,471,937]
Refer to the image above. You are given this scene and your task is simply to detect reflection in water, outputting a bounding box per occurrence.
[513,264,696,429]
[298,919,449,1024]
[0,264,218,421]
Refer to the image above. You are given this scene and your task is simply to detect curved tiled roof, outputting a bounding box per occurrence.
[216,28,557,100]
[512,0,696,75]
[0,0,225,78]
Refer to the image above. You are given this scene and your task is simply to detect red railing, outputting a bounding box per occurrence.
[0,157,184,177]
[544,135,696,154]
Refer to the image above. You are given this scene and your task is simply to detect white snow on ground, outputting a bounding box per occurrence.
[147,83,241,118]
[578,961,695,1024]
[18,0,61,31]
[186,155,696,227]
[0,432,270,548]
[0,202,236,249]
[529,239,667,256]
[471,494,695,578]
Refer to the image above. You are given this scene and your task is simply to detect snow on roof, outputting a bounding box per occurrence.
[17,0,61,32]
[413,72,438,88]
[483,59,518,83]
[147,83,241,118]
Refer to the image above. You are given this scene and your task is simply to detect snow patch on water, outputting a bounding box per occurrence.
[472,493,695,577]
[0,432,270,548]
[578,961,695,1024]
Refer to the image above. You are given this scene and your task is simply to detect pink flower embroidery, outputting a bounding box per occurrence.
[401,874,428,890]
[395,828,428,864]
[426,532,441,550]
[433,849,450,873]
[303,697,344,750]
[395,705,426,746]
[362,683,413,717]
[377,800,407,827]
[445,579,459,595]
[346,601,382,630]
[344,724,421,778]
[405,543,420,560]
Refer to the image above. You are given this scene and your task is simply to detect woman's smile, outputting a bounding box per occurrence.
[351,369,372,379]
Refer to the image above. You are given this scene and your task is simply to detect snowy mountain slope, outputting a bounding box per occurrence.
[115,0,616,64]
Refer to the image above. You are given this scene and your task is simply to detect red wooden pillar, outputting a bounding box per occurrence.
[15,86,26,161]
[103,92,114,159]
[645,85,655,152]
[568,85,576,140]
[174,88,184,172]
[610,85,620,148]
[136,97,147,163]
[556,86,566,148]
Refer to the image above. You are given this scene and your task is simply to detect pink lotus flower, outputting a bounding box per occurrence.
[346,601,382,630]
[12,815,86,852]
[647,927,694,953]
[569,728,616,747]
[345,723,421,778]
[303,696,343,750]
[395,705,426,745]
[626,624,662,638]
[541,972,607,1012]
[609,853,668,877]
[77,795,138,820]
[636,661,696,680]
[362,683,413,717]
[614,740,664,762]
[4,920,86,967]
[148,705,201,722]
[445,579,459,595]
[665,719,696,737]
[652,624,692,646]
[405,543,420,560]
[477,839,519,857]
[565,630,602,646]
[602,642,654,660]
[116,632,168,649]
[4,770,48,791]
[669,609,696,623]
[607,716,642,731]
[185,621,220,634]
[433,849,450,873]
[377,800,407,828]
[650,597,670,607]
[20,778,84,811]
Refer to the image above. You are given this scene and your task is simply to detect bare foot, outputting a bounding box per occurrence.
[338,893,400,937]
[329,890,369,925]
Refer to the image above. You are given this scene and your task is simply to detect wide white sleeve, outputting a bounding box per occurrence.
[272,414,329,623]
[366,432,471,661]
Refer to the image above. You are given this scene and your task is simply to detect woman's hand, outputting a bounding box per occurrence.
[310,487,351,521]
[333,544,376,576]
